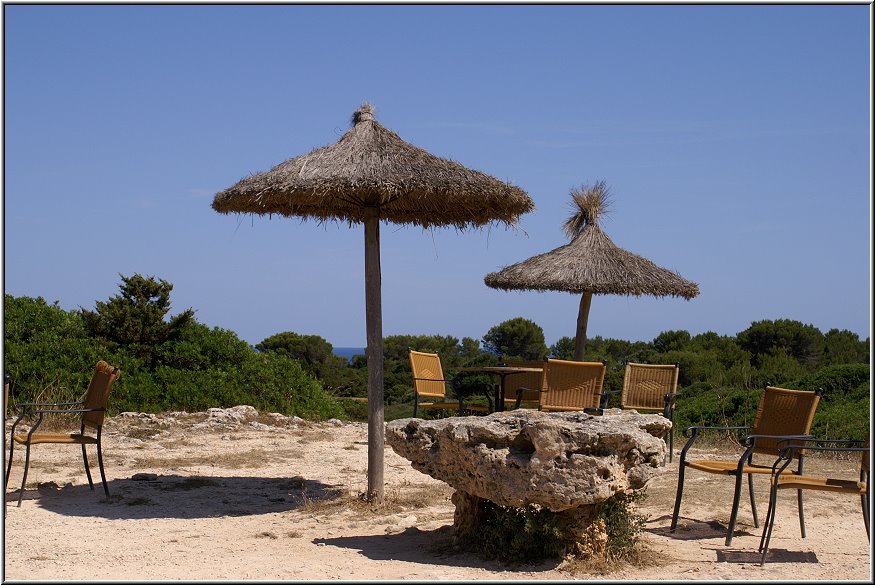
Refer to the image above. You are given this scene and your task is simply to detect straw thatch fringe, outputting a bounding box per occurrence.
[212,103,533,230]
[485,223,698,298]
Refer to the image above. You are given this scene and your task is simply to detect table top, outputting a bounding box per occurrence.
[457,366,543,374]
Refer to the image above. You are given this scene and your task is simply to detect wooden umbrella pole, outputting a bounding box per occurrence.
[573,291,593,361]
[364,207,385,502]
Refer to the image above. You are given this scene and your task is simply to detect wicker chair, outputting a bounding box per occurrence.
[5,360,121,507]
[502,359,545,410]
[536,359,606,412]
[617,363,680,461]
[670,385,822,545]
[758,436,869,565]
[409,350,489,417]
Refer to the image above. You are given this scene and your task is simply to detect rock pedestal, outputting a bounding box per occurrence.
[386,409,670,545]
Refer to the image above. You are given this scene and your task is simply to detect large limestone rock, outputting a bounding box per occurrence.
[386,409,670,512]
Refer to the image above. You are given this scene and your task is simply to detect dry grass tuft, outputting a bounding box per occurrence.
[255,531,279,540]
[559,542,665,576]
[298,430,335,444]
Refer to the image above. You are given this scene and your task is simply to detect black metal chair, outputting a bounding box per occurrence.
[758,436,869,565]
[670,386,822,545]
[5,361,121,506]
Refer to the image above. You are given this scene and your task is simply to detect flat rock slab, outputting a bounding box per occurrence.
[386,409,670,512]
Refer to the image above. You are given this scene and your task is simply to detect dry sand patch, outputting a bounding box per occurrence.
[3,410,871,580]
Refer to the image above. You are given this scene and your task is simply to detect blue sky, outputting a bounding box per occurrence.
[3,4,871,349]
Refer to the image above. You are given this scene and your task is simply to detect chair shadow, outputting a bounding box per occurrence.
[713,548,818,564]
[646,514,755,541]
[5,474,342,520]
[313,526,559,573]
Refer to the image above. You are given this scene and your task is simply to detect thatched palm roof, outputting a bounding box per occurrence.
[212,103,533,502]
[484,182,698,298]
[484,222,699,298]
[212,103,534,228]
[484,181,698,361]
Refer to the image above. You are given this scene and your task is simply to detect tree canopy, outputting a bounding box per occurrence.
[80,274,194,367]
[482,317,548,360]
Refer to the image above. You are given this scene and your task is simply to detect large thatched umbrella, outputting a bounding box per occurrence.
[213,103,533,500]
[484,181,698,361]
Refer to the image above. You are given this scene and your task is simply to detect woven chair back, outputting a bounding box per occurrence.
[540,359,606,411]
[750,386,821,457]
[82,360,121,429]
[503,359,547,399]
[621,363,679,410]
[409,351,447,399]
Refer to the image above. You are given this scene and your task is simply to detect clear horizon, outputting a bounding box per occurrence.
[3,5,871,349]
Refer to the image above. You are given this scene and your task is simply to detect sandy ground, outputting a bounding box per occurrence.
[3,407,872,581]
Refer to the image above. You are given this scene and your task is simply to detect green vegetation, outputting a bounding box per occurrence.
[475,502,575,562]
[471,490,648,564]
[482,317,548,360]
[4,276,343,420]
[3,275,869,438]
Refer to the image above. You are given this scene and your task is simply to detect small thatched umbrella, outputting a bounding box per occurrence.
[484,181,699,361]
[213,103,533,500]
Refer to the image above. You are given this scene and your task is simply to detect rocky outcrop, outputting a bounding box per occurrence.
[386,409,671,545]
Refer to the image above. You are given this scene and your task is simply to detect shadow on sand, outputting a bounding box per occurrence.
[5,474,341,520]
[314,526,559,573]
[713,548,819,564]
[645,514,756,541]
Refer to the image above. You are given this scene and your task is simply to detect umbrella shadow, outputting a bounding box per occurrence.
[313,526,559,573]
[646,514,755,542]
[6,474,342,520]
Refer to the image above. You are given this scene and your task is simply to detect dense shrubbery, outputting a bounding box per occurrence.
[3,275,869,436]
[471,490,648,564]
[4,277,343,420]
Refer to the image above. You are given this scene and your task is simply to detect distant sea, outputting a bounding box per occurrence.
[333,347,365,362]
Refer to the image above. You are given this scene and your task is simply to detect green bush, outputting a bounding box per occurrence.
[790,364,870,440]
[472,490,648,564]
[790,363,870,399]
[4,291,344,421]
[598,489,649,559]
[810,396,870,440]
[475,502,574,563]
[5,288,869,434]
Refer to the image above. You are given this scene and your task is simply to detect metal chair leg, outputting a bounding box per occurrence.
[758,484,776,552]
[81,443,95,490]
[96,430,109,497]
[5,436,15,489]
[748,471,759,528]
[17,442,33,507]
[725,470,746,545]
[797,455,806,538]
[797,489,806,538]
[670,461,686,531]
[759,481,781,565]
